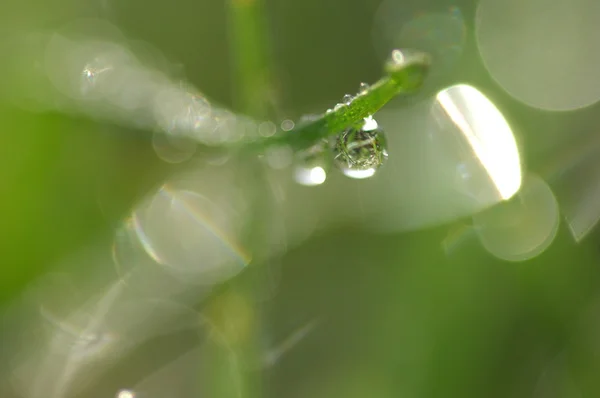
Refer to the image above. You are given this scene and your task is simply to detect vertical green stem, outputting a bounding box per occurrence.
[227,0,277,119]
[226,1,278,397]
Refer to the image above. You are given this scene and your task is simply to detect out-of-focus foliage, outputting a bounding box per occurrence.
[3,0,600,398]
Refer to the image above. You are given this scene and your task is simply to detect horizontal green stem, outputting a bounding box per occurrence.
[244,49,430,152]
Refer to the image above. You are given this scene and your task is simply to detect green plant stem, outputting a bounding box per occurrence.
[227,0,276,119]
[226,2,277,398]
[244,50,430,152]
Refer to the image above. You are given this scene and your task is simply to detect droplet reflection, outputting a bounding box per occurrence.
[332,116,388,180]
[295,166,327,187]
[294,140,330,186]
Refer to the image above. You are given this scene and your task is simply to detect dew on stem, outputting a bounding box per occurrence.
[385,49,431,91]
[332,116,388,179]
[254,49,430,153]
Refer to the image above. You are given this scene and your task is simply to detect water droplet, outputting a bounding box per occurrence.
[342,94,353,104]
[332,118,388,179]
[294,140,330,186]
[385,49,431,91]
[326,108,333,114]
[358,82,369,94]
[333,103,346,112]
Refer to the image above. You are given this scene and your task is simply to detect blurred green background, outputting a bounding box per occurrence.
[2,0,600,397]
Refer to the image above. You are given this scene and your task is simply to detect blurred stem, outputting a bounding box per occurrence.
[226,1,277,397]
[227,0,277,119]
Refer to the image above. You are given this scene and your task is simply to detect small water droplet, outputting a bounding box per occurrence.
[342,94,353,104]
[332,118,388,179]
[326,108,333,114]
[333,103,345,112]
[294,141,330,186]
[385,49,431,91]
[358,82,369,94]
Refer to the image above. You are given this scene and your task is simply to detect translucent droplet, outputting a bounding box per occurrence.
[332,117,388,179]
[326,108,333,114]
[385,49,431,91]
[358,82,369,94]
[294,140,330,186]
[333,103,346,112]
[342,94,353,104]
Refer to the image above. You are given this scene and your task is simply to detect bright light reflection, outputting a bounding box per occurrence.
[117,389,135,398]
[436,84,522,200]
[342,168,377,180]
[362,116,379,131]
[295,166,327,186]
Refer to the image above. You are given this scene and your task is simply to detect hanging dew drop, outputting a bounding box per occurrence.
[294,140,330,186]
[342,94,353,104]
[358,82,369,94]
[332,117,388,179]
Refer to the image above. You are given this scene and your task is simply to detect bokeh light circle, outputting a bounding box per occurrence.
[476,0,600,111]
[473,174,560,262]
